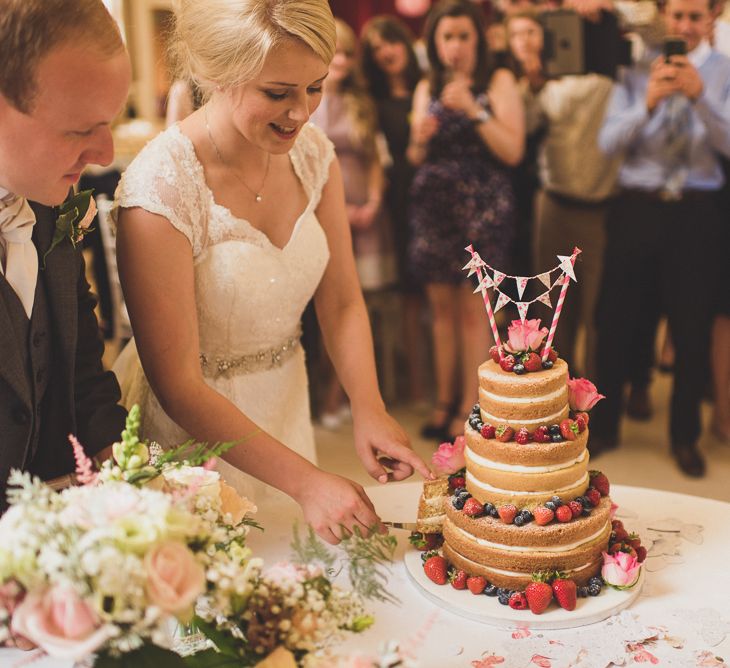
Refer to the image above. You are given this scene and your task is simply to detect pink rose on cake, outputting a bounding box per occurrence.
[504,319,548,353]
[567,378,605,411]
[601,551,641,589]
[431,436,466,475]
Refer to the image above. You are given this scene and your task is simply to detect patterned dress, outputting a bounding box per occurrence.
[408,97,516,283]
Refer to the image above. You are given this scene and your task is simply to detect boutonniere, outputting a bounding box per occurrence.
[42,188,97,267]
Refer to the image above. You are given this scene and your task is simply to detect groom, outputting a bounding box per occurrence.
[0,0,131,507]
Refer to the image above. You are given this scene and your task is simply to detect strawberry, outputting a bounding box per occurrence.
[498,504,518,524]
[480,424,496,439]
[552,578,577,611]
[555,505,572,523]
[515,427,531,445]
[626,533,642,551]
[568,500,583,518]
[523,352,543,373]
[548,347,558,362]
[559,419,579,441]
[585,487,601,507]
[575,410,590,426]
[410,532,441,550]
[462,497,484,517]
[525,580,553,614]
[467,575,487,595]
[574,414,588,432]
[508,591,528,610]
[635,545,647,563]
[609,542,638,559]
[448,475,466,491]
[449,568,468,589]
[533,506,555,526]
[611,519,624,532]
[496,425,515,442]
[499,354,516,372]
[589,471,610,497]
[489,345,502,363]
[611,525,629,543]
[532,425,550,443]
[423,555,448,585]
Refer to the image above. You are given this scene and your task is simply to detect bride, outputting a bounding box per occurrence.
[113,0,430,545]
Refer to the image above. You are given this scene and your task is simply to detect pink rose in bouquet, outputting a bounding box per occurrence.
[431,436,466,475]
[10,586,113,660]
[144,541,206,619]
[601,551,641,588]
[505,319,548,353]
[567,377,605,411]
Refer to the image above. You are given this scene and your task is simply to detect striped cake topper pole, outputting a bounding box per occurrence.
[541,247,582,362]
[464,244,503,357]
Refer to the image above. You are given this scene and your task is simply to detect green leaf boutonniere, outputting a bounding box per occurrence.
[42,188,97,267]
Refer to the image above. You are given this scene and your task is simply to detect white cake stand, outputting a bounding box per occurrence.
[404,550,644,630]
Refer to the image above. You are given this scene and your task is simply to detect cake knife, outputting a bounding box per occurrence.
[382,521,419,531]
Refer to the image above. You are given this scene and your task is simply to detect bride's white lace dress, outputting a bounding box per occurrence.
[113,122,333,499]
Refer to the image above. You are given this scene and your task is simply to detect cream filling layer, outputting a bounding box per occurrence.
[479,406,567,426]
[466,471,589,495]
[448,550,595,579]
[421,496,445,508]
[480,386,565,404]
[417,515,445,526]
[451,522,608,553]
[465,446,587,473]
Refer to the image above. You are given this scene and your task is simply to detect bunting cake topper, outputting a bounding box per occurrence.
[463,245,582,362]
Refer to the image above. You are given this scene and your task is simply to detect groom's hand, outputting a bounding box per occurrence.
[353,409,434,483]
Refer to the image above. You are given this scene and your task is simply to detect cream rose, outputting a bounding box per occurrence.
[219,481,256,525]
[144,541,205,619]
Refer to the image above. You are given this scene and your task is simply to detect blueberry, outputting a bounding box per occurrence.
[551,495,563,507]
[497,589,512,605]
[453,487,466,496]
[452,496,466,510]
[588,576,603,588]
[575,496,588,507]
[577,586,589,598]
[548,424,561,435]
[489,506,500,518]
[483,502,496,516]
[545,501,557,511]
[484,583,499,596]
[469,418,482,431]
[588,582,602,596]
[542,360,554,369]
[472,403,481,415]
[582,507,592,516]
[520,510,533,522]
[514,514,525,526]
[513,363,526,375]
[551,434,563,442]
[458,489,471,500]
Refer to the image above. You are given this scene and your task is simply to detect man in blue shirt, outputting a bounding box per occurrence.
[592,0,730,476]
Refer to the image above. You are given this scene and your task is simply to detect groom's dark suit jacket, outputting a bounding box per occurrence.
[0,201,126,506]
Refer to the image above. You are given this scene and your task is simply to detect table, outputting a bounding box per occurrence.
[4,483,730,667]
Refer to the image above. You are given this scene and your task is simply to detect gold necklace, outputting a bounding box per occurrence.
[204,105,270,203]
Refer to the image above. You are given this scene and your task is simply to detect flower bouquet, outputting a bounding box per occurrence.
[0,406,256,666]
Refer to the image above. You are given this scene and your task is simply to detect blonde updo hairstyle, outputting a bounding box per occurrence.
[171,0,336,100]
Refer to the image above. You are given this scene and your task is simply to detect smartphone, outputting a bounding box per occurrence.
[541,10,585,77]
[663,38,687,62]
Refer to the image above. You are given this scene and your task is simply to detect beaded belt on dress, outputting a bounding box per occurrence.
[199,326,301,378]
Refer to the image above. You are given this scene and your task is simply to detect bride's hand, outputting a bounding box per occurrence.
[353,408,434,484]
[294,469,384,546]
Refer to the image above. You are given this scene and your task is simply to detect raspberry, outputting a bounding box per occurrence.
[515,427,531,445]
[489,345,501,363]
[523,352,543,372]
[575,410,590,426]
[548,348,558,362]
[508,591,528,610]
[467,575,488,595]
[585,487,601,507]
[568,500,583,518]
[448,475,466,491]
[555,505,573,522]
[532,425,550,443]
[635,545,648,563]
[499,354,516,372]
[575,414,588,432]
[480,424,496,439]
[589,471,610,496]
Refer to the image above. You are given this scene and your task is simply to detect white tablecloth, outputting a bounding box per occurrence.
[4,483,730,667]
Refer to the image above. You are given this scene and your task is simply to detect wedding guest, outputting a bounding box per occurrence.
[407,0,524,442]
[0,0,128,507]
[114,0,431,545]
[360,15,427,406]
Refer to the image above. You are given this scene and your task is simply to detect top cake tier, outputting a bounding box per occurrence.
[478,358,570,431]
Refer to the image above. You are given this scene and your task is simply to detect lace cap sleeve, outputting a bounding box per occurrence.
[114,126,206,256]
[290,122,335,210]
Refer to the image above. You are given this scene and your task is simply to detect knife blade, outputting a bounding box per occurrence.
[382,521,419,531]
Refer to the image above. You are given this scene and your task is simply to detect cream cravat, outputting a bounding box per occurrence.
[0,187,38,318]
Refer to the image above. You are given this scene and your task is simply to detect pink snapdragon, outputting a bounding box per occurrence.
[505,319,548,353]
[601,551,641,588]
[431,436,466,475]
[567,377,605,412]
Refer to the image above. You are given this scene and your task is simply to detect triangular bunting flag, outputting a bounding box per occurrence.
[494,291,510,313]
[493,270,506,287]
[516,276,529,300]
[537,272,552,288]
[462,253,486,278]
[516,302,529,322]
[473,273,494,293]
[557,254,577,282]
[537,291,552,308]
